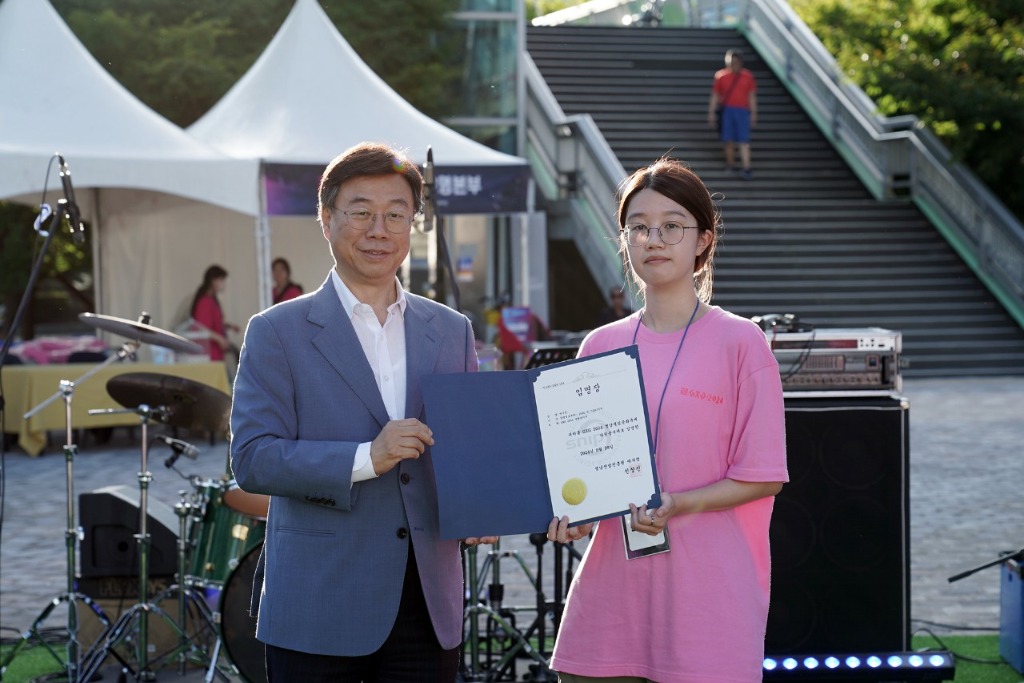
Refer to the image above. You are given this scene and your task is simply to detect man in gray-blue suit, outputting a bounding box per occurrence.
[231,142,495,681]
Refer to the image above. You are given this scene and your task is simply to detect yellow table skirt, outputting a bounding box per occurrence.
[1,362,231,456]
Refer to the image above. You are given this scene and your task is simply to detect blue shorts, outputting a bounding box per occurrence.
[720,106,751,143]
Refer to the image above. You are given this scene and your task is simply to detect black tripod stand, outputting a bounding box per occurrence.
[0,353,132,681]
[76,405,193,681]
[147,484,229,682]
[461,533,583,682]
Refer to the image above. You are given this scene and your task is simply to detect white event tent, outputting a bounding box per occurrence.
[0,0,264,345]
[187,0,532,310]
[2,0,532,341]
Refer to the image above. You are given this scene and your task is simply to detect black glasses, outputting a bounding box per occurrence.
[620,222,698,246]
[334,208,413,234]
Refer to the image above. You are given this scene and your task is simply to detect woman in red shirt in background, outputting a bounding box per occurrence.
[271,257,304,304]
[190,264,239,361]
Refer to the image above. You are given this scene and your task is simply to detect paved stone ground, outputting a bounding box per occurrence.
[0,376,1021,681]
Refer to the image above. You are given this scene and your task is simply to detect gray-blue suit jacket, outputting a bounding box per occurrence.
[229,273,477,656]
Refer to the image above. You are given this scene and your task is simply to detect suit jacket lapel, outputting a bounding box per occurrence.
[403,296,441,420]
[308,279,391,429]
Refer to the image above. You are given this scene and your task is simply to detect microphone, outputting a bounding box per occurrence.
[422,146,434,233]
[160,435,200,468]
[57,155,85,246]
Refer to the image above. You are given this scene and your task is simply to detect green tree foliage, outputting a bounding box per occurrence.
[527,0,590,21]
[1,1,464,340]
[51,0,461,126]
[321,0,463,120]
[789,0,1024,220]
[0,201,93,340]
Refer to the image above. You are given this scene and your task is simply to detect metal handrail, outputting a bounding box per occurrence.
[523,54,633,306]
[739,0,1024,324]
[524,0,1024,326]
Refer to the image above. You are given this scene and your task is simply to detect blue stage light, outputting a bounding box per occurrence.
[762,650,954,680]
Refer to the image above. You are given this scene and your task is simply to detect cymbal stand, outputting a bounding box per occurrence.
[146,486,224,679]
[461,534,585,682]
[461,539,550,682]
[0,344,139,681]
[77,404,189,682]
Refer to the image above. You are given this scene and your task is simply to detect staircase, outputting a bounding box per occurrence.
[527,24,1024,377]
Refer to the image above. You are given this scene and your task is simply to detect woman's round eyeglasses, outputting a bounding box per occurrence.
[620,222,698,247]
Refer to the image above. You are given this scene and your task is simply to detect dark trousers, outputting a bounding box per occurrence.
[265,546,460,682]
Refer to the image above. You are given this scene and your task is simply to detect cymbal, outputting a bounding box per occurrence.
[79,312,203,355]
[106,372,231,436]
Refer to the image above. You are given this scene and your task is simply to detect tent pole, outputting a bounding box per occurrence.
[91,187,104,315]
[256,163,272,312]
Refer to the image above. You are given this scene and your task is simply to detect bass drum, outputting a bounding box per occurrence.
[220,543,268,683]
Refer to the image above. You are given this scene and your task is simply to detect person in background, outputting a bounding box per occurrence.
[708,48,758,180]
[230,142,495,682]
[596,286,633,326]
[495,300,551,370]
[547,157,788,682]
[190,264,239,361]
[271,257,304,304]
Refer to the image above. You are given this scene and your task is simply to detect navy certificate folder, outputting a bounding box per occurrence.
[422,345,658,540]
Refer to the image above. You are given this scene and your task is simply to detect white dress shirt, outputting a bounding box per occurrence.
[330,269,408,483]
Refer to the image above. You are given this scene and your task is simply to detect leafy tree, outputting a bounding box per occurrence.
[789,0,1024,221]
[51,0,461,126]
[60,6,244,126]
[527,0,590,21]
[0,201,93,340]
[0,1,464,340]
[321,0,463,120]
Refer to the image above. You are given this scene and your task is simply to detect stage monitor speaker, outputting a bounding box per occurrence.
[766,396,910,655]
[79,484,179,579]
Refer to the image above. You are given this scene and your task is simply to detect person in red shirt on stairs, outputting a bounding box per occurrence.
[708,48,758,180]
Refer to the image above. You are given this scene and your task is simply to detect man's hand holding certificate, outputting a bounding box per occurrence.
[423,346,659,539]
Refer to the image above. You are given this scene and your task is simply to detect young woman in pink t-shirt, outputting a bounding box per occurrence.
[547,158,789,682]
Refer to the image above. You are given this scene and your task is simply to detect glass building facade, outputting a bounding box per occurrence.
[445,1,524,156]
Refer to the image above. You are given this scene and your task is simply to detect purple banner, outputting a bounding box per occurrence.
[264,162,530,217]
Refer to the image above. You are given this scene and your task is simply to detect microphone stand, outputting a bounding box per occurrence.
[0,203,95,683]
[948,547,1024,583]
[422,147,462,312]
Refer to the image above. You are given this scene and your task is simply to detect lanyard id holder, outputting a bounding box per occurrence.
[622,513,670,560]
[619,301,698,561]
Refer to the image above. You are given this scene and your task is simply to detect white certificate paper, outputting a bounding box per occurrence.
[532,349,659,522]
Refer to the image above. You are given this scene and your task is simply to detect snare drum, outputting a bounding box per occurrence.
[187,481,265,587]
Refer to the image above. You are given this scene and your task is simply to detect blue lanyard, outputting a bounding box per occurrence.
[631,300,700,455]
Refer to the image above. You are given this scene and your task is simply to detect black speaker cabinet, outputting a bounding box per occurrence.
[766,396,910,655]
[78,484,179,578]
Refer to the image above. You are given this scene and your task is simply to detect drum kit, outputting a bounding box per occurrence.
[0,312,268,682]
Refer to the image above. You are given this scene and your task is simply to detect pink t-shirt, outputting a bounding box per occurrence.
[549,306,788,682]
